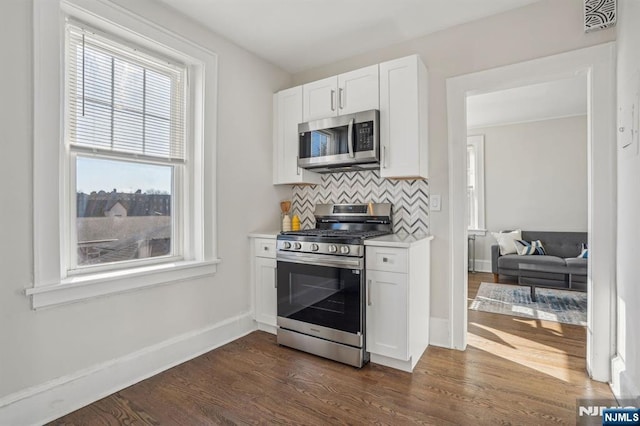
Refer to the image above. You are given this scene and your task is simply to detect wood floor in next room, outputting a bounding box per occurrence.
[52,272,612,425]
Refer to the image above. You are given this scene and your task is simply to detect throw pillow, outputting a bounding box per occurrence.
[514,239,546,256]
[577,243,589,258]
[491,230,522,255]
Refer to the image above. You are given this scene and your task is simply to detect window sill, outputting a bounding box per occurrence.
[25,259,221,309]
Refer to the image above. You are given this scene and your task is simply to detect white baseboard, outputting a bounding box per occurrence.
[0,312,256,426]
[256,322,277,335]
[611,355,625,398]
[370,353,414,373]
[611,355,640,401]
[468,259,491,273]
[429,317,451,348]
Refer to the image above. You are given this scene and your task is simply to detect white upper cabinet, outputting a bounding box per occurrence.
[302,64,379,122]
[337,65,379,115]
[273,57,428,183]
[379,55,429,179]
[273,86,321,185]
[302,76,337,122]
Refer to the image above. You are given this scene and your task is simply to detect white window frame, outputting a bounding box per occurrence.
[466,134,486,235]
[65,21,187,275]
[28,0,220,309]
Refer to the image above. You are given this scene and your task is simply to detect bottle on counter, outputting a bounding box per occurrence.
[282,214,291,232]
[292,214,300,231]
[280,199,292,232]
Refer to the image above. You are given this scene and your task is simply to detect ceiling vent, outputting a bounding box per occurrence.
[584,0,616,32]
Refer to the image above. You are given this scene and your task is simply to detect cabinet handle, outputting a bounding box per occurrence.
[339,88,344,109]
[382,257,388,263]
[382,146,387,168]
[367,279,372,306]
[331,89,336,111]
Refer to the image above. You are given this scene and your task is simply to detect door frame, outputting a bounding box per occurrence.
[446,42,616,382]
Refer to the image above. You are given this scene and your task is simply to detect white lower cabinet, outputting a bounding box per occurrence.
[255,257,277,330]
[365,238,431,372]
[251,236,278,334]
[366,270,408,360]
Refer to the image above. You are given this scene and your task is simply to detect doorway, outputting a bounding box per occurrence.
[446,43,616,382]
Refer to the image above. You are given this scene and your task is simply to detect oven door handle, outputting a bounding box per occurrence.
[277,252,363,269]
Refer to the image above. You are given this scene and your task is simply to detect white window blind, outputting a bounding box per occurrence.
[65,23,186,162]
[466,135,485,231]
[467,144,478,229]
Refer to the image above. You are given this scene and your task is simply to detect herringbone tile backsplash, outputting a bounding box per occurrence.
[291,170,429,235]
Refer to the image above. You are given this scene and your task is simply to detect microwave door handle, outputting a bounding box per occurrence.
[347,118,355,158]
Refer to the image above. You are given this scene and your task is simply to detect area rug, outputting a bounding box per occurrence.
[469,282,587,326]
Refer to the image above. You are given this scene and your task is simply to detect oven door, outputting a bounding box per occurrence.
[276,252,364,347]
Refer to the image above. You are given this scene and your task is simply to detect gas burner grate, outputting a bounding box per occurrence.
[280,229,390,239]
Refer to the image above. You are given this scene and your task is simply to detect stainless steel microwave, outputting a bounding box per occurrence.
[298,109,379,173]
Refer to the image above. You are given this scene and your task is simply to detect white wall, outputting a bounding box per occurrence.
[470,115,588,267]
[0,0,290,406]
[613,0,640,400]
[292,0,615,324]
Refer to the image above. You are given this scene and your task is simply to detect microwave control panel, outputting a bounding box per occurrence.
[355,121,375,151]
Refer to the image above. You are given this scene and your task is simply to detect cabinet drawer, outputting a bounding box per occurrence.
[366,247,408,273]
[254,239,276,258]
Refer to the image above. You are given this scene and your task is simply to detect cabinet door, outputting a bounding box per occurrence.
[338,64,379,115]
[273,86,320,185]
[366,270,409,361]
[303,76,338,122]
[379,55,428,178]
[255,256,277,327]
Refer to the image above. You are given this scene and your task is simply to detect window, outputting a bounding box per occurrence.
[65,23,186,272]
[29,0,219,309]
[75,158,173,266]
[311,131,329,156]
[467,135,485,232]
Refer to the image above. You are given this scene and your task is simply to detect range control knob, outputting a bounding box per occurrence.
[293,242,302,250]
[328,245,338,253]
[283,242,291,249]
[340,246,350,255]
[310,243,319,252]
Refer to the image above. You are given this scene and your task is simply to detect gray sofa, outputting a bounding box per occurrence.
[491,231,587,290]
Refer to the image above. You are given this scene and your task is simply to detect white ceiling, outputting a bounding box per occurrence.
[466,76,588,129]
[156,0,540,73]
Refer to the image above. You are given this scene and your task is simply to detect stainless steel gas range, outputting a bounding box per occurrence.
[276,203,392,367]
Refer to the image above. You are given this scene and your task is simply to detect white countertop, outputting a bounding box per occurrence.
[248,230,280,239]
[365,233,434,248]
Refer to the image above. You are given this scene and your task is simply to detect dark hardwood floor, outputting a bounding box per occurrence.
[51,272,612,425]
